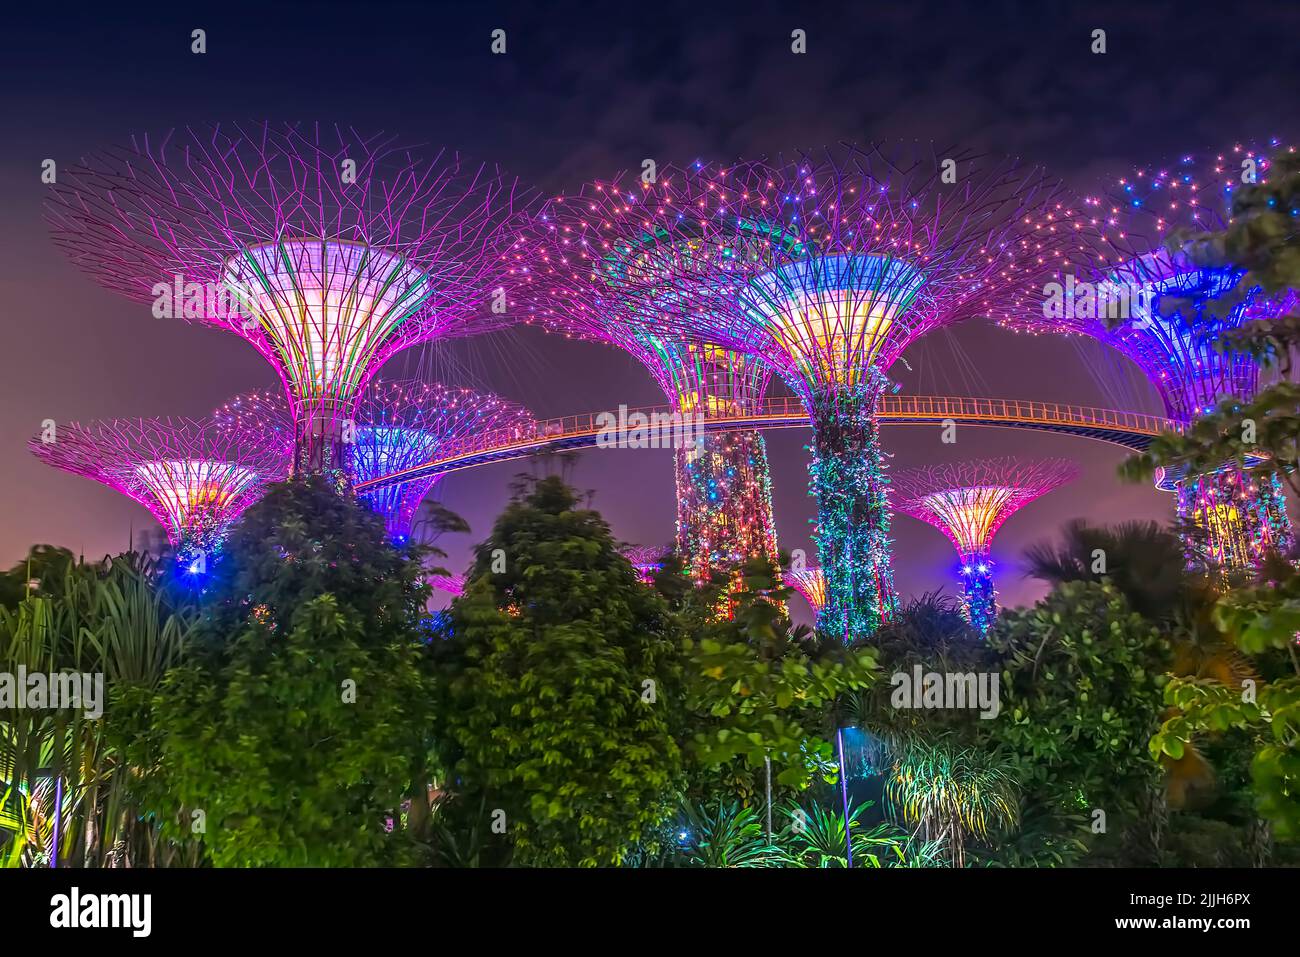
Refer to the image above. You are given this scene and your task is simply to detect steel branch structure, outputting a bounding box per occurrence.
[349,380,535,541]
[1005,142,1297,570]
[524,145,1091,639]
[620,544,669,584]
[29,417,291,567]
[48,123,530,476]
[891,457,1077,632]
[429,573,466,597]
[785,566,827,615]
[216,380,534,540]
[517,179,780,593]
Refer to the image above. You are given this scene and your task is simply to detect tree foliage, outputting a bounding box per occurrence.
[151,477,439,867]
[432,476,683,867]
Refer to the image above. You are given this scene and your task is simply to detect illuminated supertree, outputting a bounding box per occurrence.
[785,566,827,616]
[1006,141,1297,570]
[621,544,670,584]
[47,123,528,477]
[350,380,535,541]
[29,417,290,569]
[518,183,780,592]
[891,458,1077,633]
[525,147,1085,638]
[215,380,534,541]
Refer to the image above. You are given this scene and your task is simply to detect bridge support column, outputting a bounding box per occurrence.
[808,381,897,641]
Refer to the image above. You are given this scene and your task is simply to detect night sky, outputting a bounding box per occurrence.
[2,0,1296,621]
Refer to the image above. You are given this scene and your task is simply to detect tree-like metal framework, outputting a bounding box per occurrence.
[429,573,466,597]
[785,566,827,615]
[518,180,780,593]
[29,417,291,567]
[47,123,530,476]
[215,380,535,540]
[350,380,535,541]
[520,145,1088,639]
[620,544,670,584]
[1005,142,1297,570]
[891,458,1077,633]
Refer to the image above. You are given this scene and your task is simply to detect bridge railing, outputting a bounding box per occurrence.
[876,395,1176,434]
[359,395,1179,490]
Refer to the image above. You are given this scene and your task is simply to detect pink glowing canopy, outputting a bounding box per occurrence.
[28,416,291,554]
[785,566,827,613]
[1003,141,1297,422]
[514,146,1094,405]
[515,176,772,414]
[47,123,532,461]
[890,457,1077,558]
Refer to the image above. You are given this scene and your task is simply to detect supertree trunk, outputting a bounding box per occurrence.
[1177,467,1295,572]
[957,554,997,634]
[295,402,349,477]
[807,383,897,640]
[674,429,781,600]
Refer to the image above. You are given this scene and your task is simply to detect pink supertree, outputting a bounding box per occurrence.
[47,123,531,475]
[891,458,1077,632]
[349,380,535,541]
[29,417,291,569]
[1003,140,1297,570]
[620,543,670,584]
[785,566,827,615]
[519,146,1089,639]
[516,179,779,592]
[215,380,535,540]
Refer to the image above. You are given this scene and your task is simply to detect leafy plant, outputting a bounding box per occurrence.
[777,799,906,868]
[883,740,1020,867]
[674,800,779,868]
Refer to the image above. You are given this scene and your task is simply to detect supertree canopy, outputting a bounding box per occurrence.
[349,379,535,541]
[216,380,535,541]
[785,566,826,616]
[29,417,291,569]
[47,123,529,476]
[1005,141,1297,570]
[620,544,670,584]
[523,145,1086,640]
[517,180,780,593]
[891,458,1077,633]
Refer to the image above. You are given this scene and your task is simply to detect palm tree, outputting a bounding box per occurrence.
[883,740,1020,868]
[1023,519,1190,620]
